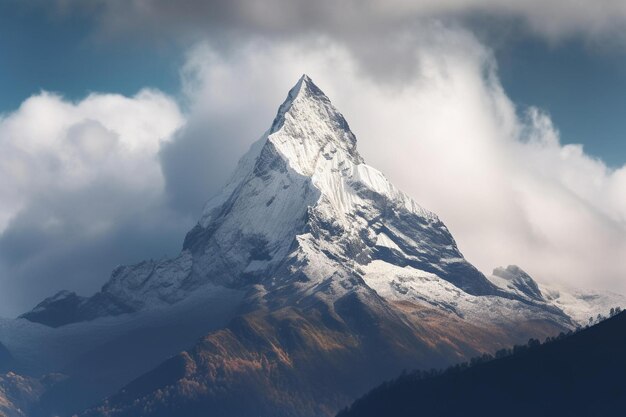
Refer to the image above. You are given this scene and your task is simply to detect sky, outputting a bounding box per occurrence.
[1,0,626,317]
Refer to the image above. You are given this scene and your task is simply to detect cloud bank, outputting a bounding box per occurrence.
[53,0,626,44]
[0,90,187,315]
[165,31,626,297]
[1,24,625,317]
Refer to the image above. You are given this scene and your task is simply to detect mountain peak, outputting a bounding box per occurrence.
[293,74,324,99]
[23,75,501,327]
[295,73,317,93]
[269,74,333,135]
[267,74,363,177]
[491,265,544,302]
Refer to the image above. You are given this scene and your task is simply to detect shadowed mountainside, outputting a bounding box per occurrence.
[81,299,567,417]
[338,311,626,417]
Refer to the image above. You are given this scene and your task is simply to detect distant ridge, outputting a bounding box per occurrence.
[338,310,626,417]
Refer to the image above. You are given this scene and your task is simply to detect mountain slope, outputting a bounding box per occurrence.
[0,287,243,417]
[488,265,625,325]
[72,76,573,417]
[337,311,626,417]
[22,75,500,329]
[83,299,571,417]
[7,75,617,417]
[0,372,47,417]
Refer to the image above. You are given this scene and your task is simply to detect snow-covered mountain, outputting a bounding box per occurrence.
[23,75,498,328]
[489,265,625,326]
[4,75,623,417]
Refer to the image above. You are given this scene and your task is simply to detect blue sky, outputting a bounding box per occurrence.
[0,3,181,112]
[497,38,626,167]
[1,1,626,317]
[2,4,625,166]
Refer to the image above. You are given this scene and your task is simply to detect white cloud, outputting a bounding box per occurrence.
[175,29,626,294]
[0,90,185,315]
[2,22,625,317]
[0,89,183,231]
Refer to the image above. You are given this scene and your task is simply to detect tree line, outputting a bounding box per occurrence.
[340,305,623,408]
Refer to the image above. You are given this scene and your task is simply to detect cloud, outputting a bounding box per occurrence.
[158,45,298,217]
[50,0,626,44]
[0,90,186,316]
[167,29,626,295]
[2,22,625,317]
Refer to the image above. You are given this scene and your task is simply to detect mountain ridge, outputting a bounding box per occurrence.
[337,310,626,417]
[2,75,621,417]
[22,73,501,327]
